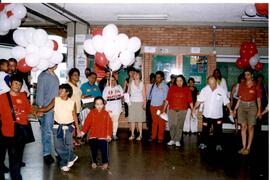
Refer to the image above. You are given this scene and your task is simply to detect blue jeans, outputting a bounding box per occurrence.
[53,126,76,168]
[40,111,54,156]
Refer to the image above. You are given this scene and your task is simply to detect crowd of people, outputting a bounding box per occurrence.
[0,57,268,179]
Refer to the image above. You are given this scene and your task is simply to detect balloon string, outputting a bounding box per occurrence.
[109,70,112,91]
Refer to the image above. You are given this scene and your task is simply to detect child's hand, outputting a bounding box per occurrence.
[77,131,85,138]
[36,112,44,117]
[107,136,111,142]
[77,129,81,136]
[31,106,38,115]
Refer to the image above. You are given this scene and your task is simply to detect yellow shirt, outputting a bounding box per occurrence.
[54,97,75,124]
[68,82,82,114]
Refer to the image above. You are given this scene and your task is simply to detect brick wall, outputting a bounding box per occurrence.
[91,25,268,47]
[91,25,267,83]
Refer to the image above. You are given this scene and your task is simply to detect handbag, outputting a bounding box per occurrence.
[6,92,35,144]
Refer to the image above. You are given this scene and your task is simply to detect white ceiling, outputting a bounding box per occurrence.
[23,3,268,27]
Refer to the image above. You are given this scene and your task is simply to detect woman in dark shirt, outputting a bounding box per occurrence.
[183,77,199,134]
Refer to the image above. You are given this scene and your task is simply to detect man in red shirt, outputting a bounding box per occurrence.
[0,75,33,180]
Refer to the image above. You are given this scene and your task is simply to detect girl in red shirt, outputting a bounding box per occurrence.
[81,96,112,170]
[233,68,262,155]
[163,75,193,147]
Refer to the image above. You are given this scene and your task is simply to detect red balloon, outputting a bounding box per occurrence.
[240,48,247,57]
[6,10,13,17]
[255,62,264,71]
[236,58,244,69]
[52,40,58,51]
[95,52,108,68]
[92,28,103,36]
[255,3,268,16]
[242,57,251,68]
[0,3,9,12]
[17,59,32,73]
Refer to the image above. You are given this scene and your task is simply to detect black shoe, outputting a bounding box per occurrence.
[43,155,55,165]
[20,162,26,167]
[1,165,9,173]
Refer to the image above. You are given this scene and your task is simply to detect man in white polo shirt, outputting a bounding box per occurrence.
[193,76,233,151]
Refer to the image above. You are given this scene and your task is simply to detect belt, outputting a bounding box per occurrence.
[240,101,256,106]
[107,97,122,101]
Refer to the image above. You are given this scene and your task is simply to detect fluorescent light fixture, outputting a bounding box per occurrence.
[241,15,268,22]
[117,14,168,20]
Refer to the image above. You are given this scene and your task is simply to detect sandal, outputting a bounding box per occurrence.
[101,163,108,170]
[136,136,142,141]
[238,148,245,154]
[91,163,97,169]
[242,149,250,155]
[129,136,135,140]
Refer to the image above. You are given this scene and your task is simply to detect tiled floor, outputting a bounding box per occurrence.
[3,122,269,180]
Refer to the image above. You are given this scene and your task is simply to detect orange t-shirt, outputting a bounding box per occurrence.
[0,92,31,137]
[166,86,193,110]
[82,108,112,139]
[238,81,261,102]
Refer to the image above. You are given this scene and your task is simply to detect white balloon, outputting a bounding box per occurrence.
[104,39,119,60]
[128,57,136,66]
[11,46,26,60]
[13,4,27,19]
[31,67,39,72]
[127,37,141,53]
[0,15,11,32]
[245,4,257,17]
[13,29,28,47]
[49,52,63,64]
[119,50,135,67]
[25,53,40,67]
[115,33,129,52]
[102,24,118,40]
[39,46,54,59]
[4,4,16,12]
[249,54,259,67]
[9,16,21,29]
[44,39,54,49]
[26,43,39,54]
[48,62,56,68]
[109,58,122,72]
[92,35,104,53]
[83,39,96,55]
[32,29,48,47]
[36,59,49,71]
[24,28,36,44]
[0,31,9,36]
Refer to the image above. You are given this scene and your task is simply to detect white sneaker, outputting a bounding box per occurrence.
[61,166,70,172]
[167,140,175,146]
[67,156,78,168]
[175,142,181,147]
[199,143,207,150]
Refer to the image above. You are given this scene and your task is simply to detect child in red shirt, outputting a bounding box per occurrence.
[80,96,112,170]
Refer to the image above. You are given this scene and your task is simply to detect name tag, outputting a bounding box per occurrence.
[87,89,91,92]
[249,90,255,94]
[216,94,222,100]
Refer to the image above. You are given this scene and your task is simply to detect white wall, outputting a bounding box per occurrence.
[0,45,12,59]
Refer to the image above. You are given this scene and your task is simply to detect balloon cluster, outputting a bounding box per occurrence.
[236,42,263,72]
[245,3,268,17]
[0,3,27,36]
[11,28,63,73]
[84,24,141,72]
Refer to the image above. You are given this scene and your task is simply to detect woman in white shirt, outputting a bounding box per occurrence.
[102,75,123,140]
[213,69,228,94]
[128,70,146,141]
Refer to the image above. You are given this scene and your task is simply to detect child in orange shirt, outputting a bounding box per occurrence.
[80,96,112,170]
